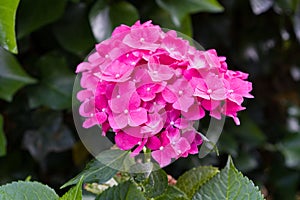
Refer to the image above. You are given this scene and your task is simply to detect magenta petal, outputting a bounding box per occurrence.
[115,131,141,150]
[96,112,107,124]
[146,136,161,150]
[131,138,148,157]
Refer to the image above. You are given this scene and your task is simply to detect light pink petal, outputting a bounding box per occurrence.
[211,88,226,101]
[173,96,194,112]
[83,117,98,128]
[162,87,177,103]
[151,145,176,167]
[128,108,148,127]
[77,90,93,102]
[141,112,164,136]
[76,62,91,73]
[79,99,94,117]
[173,137,190,156]
[182,103,205,120]
[108,113,128,129]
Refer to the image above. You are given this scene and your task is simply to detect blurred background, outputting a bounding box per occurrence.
[0,0,299,199]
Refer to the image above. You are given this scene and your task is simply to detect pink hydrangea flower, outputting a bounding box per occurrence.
[76,20,253,167]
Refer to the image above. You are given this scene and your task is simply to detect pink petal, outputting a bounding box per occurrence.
[128,108,148,127]
[146,136,161,150]
[162,87,177,103]
[115,131,141,150]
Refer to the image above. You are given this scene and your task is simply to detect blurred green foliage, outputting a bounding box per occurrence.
[0,0,300,199]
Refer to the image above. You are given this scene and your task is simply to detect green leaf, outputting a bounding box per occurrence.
[27,52,74,110]
[89,0,139,42]
[53,3,96,55]
[89,0,111,42]
[293,2,300,43]
[156,0,223,26]
[0,115,6,157]
[0,47,36,101]
[0,0,20,53]
[155,186,189,200]
[62,149,132,188]
[278,132,300,169]
[60,176,84,200]
[141,168,168,198]
[232,114,266,147]
[96,181,146,200]
[0,181,59,200]
[109,1,139,29]
[192,157,264,200]
[17,0,67,38]
[176,166,219,199]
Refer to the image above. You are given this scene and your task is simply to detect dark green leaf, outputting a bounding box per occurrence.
[234,151,258,172]
[0,0,20,53]
[96,181,146,200]
[232,115,266,147]
[176,166,219,199]
[278,132,300,169]
[0,115,6,157]
[149,7,193,37]
[89,1,139,42]
[192,156,264,200]
[53,3,96,55]
[156,0,223,26]
[89,0,111,42]
[22,111,75,162]
[0,181,59,200]
[249,0,274,15]
[17,0,67,38]
[155,186,189,200]
[27,52,74,110]
[62,149,132,188]
[60,176,84,200]
[141,168,168,198]
[293,2,300,43]
[0,47,36,101]
[109,1,139,29]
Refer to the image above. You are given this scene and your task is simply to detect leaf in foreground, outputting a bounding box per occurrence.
[176,166,219,199]
[0,0,20,53]
[0,181,59,200]
[60,176,84,200]
[192,156,264,200]
[155,186,189,200]
[62,149,131,188]
[96,181,146,200]
[141,168,168,198]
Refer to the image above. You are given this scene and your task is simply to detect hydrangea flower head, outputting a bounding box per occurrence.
[76,21,253,167]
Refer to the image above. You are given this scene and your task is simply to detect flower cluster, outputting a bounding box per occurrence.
[76,21,253,167]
